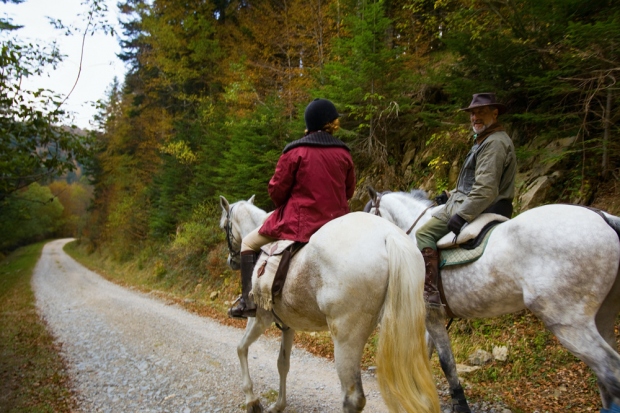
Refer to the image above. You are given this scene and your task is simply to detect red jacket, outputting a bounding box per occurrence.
[259,138,356,243]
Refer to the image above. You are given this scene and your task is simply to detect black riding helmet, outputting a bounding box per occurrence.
[304,98,339,132]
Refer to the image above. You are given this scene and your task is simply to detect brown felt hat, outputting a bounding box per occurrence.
[460,93,507,115]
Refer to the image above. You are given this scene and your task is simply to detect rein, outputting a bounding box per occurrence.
[370,193,436,235]
[404,203,436,235]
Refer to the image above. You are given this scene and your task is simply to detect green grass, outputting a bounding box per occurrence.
[0,241,75,413]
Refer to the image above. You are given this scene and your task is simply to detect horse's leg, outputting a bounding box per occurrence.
[267,326,294,413]
[538,313,620,410]
[426,306,471,413]
[596,271,620,409]
[426,330,436,359]
[238,313,274,413]
[329,316,373,413]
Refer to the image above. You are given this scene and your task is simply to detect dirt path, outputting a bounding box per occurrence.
[31,239,391,412]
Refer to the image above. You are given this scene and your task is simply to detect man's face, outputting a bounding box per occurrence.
[469,106,498,134]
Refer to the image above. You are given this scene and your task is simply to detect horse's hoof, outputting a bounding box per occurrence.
[601,402,620,413]
[247,399,263,413]
[453,405,472,413]
[267,403,285,413]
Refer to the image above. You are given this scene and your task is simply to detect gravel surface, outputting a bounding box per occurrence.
[32,239,512,413]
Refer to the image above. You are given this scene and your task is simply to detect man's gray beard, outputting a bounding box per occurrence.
[473,123,490,134]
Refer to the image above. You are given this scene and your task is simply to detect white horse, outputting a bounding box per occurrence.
[219,195,440,413]
[366,187,620,413]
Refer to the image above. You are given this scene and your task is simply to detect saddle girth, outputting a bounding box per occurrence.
[271,242,305,298]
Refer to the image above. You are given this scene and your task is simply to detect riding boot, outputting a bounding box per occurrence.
[421,247,442,307]
[228,250,258,319]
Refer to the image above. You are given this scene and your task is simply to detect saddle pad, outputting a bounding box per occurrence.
[440,226,498,268]
[250,240,295,311]
[437,213,508,249]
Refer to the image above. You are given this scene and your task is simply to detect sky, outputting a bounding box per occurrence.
[4,0,127,130]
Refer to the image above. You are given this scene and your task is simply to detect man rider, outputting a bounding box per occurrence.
[417,93,517,307]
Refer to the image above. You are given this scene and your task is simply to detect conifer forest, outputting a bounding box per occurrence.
[2,0,618,253]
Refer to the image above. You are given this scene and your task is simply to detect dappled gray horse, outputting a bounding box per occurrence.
[366,188,620,413]
[220,195,440,413]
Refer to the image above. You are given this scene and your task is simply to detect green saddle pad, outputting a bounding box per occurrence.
[440,226,498,268]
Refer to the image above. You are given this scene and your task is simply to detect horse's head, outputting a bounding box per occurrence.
[365,186,397,223]
[219,195,256,270]
[365,186,437,235]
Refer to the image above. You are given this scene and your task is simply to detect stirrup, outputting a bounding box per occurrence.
[227,296,256,319]
[424,290,443,308]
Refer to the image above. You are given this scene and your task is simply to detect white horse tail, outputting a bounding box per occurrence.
[376,232,440,413]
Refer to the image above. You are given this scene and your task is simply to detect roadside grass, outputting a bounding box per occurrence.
[0,242,75,413]
[64,238,616,412]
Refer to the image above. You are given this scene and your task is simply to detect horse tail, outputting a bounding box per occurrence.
[602,212,620,239]
[376,232,440,413]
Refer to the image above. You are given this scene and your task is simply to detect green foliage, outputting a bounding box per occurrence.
[0,39,93,201]
[321,0,408,158]
[217,99,299,209]
[84,0,620,287]
[0,0,112,201]
[170,201,223,261]
[0,1,114,254]
[0,183,64,251]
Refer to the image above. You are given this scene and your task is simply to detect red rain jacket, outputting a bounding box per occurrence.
[259,143,355,243]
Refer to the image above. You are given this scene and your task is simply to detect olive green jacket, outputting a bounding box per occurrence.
[433,128,516,223]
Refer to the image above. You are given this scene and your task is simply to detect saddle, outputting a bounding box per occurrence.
[437,213,508,251]
[250,240,304,311]
[435,213,508,318]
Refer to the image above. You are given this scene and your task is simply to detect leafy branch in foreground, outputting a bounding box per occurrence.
[0,1,110,201]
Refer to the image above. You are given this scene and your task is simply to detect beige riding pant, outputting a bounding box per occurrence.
[241,227,277,253]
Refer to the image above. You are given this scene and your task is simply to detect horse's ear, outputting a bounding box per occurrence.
[219,195,230,213]
[248,195,255,204]
[367,185,378,202]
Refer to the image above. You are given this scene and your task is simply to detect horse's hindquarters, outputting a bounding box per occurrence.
[442,205,620,320]
[272,213,399,332]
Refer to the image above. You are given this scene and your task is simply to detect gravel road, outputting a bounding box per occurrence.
[32,239,511,413]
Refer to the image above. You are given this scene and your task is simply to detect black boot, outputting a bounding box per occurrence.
[228,251,258,319]
[421,247,442,307]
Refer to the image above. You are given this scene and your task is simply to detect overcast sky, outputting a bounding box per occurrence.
[4,0,126,129]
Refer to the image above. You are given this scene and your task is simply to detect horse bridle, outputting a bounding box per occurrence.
[224,204,241,261]
[369,192,436,235]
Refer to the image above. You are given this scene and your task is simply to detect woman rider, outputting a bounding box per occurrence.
[229,98,357,318]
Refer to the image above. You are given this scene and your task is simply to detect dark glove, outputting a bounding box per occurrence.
[447,214,468,235]
[434,191,449,205]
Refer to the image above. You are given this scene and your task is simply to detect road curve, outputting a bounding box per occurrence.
[31,239,392,413]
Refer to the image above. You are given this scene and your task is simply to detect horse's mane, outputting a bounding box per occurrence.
[407,189,432,203]
[364,188,433,214]
[390,189,433,207]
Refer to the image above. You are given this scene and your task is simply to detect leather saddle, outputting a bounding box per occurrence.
[251,240,305,311]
